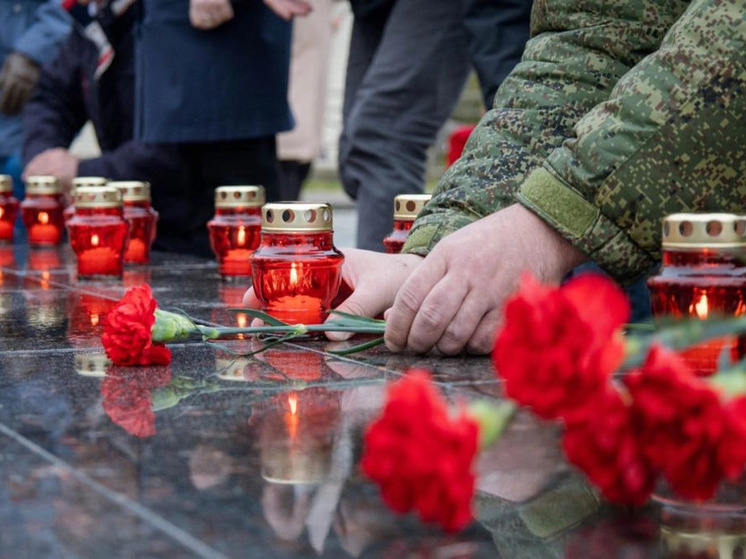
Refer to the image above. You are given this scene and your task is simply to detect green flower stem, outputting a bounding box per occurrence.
[467,400,516,450]
[195,324,386,339]
[623,315,746,370]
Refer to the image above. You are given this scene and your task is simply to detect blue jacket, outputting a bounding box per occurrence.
[135,0,293,143]
[22,10,187,185]
[0,0,71,156]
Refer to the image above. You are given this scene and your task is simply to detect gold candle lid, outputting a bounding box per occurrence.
[0,174,12,193]
[74,186,123,209]
[25,175,62,195]
[109,180,151,202]
[215,185,265,208]
[393,194,431,221]
[261,202,333,232]
[72,176,108,189]
[662,213,746,250]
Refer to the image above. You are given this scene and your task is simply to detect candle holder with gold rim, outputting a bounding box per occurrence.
[383,193,431,253]
[647,213,746,375]
[20,175,66,246]
[0,174,18,243]
[109,180,159,264]
[207,185,264,279]
[64,176,109,223]
[66,186,130,279]
[250,202,344,325]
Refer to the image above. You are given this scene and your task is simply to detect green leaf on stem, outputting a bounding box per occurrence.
[326,336,386,355]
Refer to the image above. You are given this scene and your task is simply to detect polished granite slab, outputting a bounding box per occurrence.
[0,242,730,558]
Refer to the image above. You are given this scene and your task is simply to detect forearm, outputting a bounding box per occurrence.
[517,0,746,284]
[403,0,688,256]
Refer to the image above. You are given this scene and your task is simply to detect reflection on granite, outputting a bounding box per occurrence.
[0,242,732,557]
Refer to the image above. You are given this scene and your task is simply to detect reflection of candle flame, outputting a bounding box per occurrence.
[237,226,246,246]
[0,208,4,219]
[691,292,709,319]
[287,393,299,440]
[236,312,247,340]
[91,233,99,246]
[41,270,50,289]
[39,211,49,224]
[90,313,99,327]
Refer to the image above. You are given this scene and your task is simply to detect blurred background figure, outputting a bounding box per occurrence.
[276,0,333,201]
[338,0,532,252]
[0,0,71,201]
[134,0,294,257]
[21,0,198,256]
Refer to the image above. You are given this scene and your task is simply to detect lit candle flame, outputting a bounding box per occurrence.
[288,393,298,415]
[237,226,246,246]
[0,208,4,219]
[90,313,99,327]
[290,263,298,291]
[91,234,99,246]
[691,292,709,320]
[236,312,247,340]
[38,211,49,225]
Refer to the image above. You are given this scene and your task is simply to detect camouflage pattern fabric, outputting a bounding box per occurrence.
[404,0,746,285]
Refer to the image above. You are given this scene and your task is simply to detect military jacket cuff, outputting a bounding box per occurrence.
[516,167,656,284]
[401,213,476,256]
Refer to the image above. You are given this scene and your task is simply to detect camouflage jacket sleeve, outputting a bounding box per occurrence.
[516,0,746,284]
[402,0,689,271]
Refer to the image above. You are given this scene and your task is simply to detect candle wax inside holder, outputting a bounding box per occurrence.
[68,219,129,278]
[649,261,746,376]
[123,211,156,264]
[267,295,325,325]
[0,220,12,242]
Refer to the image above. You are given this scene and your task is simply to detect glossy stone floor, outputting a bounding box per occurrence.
[0,242,731,558]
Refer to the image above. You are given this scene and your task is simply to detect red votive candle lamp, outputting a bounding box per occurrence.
[0,174,19,243]
[64,176,109,223]
[109,180,159,264]
[208,185,264,279]
[20,175,66,246]
[250,202,344,325]
[383,194,431,253]
[648,213,746,376]
[67,186,130,279]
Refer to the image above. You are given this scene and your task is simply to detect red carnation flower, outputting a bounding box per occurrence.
[101,368,172,437]
[563,388,656,505]
[101,284,171,366]
[493,273,629,421]
[624,345,746,500]
[360,370,480,532]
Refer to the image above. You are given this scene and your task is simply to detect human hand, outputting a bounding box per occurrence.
[241,248,422,340]
[384,204,588,355]
[22,148,79,192]
[262,0,312,20]
[0,52,40,116]
[189,0,234,29]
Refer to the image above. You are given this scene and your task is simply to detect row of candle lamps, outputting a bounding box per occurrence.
[0,174,431,327]
[4,172,741,373]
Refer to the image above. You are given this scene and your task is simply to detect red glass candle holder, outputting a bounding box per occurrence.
[250,202,344,325]
[64,176,109,223]
[109,180,159,264]
[67,186,130,279]
[648,213,746,375]
[0,174,19,243]
[208,185,264,279]
[383,194,431,253]
[20,175,66,246]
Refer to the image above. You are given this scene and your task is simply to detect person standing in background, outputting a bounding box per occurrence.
[276,0,333,201]
[134,0,294,257]
[338,0,532,252]
[0,0,71,200]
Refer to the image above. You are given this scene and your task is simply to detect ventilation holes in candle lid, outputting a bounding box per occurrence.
[679,221,693,237]
[282,209,295,223]
[706,220,723,236]
[304,209,317,223]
